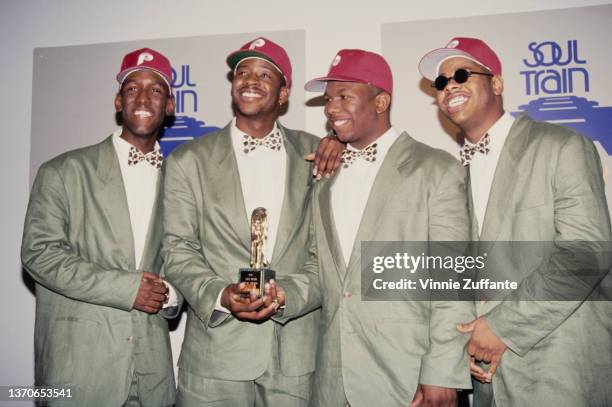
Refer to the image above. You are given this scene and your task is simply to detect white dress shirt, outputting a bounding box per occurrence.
[331,127,399,265]
[113,130,177,307]
[464,112,514,235]
[215,119,287,312]
[231,119,286,262]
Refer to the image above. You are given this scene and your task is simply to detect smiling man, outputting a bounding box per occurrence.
[419,37,612,407]
[274,49,474,407]
[161,37,341,406]
[21,48,178,406]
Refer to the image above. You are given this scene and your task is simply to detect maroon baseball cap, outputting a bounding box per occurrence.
[305,49,393,95]
[418,37,502,81]
[226,37,293,88]
[117,47,173,92]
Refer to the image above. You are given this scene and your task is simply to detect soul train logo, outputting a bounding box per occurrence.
[520,40,587,95]
[512,40,612,158]
[159,64,220,157]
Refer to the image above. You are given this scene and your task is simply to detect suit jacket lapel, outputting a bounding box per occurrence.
[94,136,135,268]
[318,174,347,282]
[466,166,480,241]
[271,125,312,264]
[345,132,415,277]
[208,123,251,251]
[139,165,163,271]
[480,114,532,243]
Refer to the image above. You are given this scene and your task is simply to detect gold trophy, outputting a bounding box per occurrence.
[239,207,276,298]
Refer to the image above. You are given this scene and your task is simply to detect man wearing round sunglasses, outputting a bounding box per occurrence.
[420,37,612,407]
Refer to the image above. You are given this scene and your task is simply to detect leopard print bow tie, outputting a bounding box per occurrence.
[128,146,163,169]
[341,143,378,168]
[242,130,282,154]
[459,134,490,166]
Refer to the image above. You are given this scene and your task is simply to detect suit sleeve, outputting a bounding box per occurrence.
[419,160,474,389]
[161,154,231,328]
[486,135,612,356]
[21,163,141,311]
[157,188,185,319]
[274,188,322,324]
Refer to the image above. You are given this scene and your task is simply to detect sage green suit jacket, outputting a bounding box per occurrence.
[161,122,320,381]
[281,132,474,407]
[21,136,175,407]
[472,114,612,407]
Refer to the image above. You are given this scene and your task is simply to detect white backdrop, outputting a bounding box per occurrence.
[2,1,611,405]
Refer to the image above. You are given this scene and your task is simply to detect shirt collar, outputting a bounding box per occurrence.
[463,112,514,155]
[112,129,162,161]
[346,127,399,159]
[231,118,282,156]
[486,112,514,156]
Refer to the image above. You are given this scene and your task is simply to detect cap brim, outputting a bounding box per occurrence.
[418,48,490,81]
[117,67,172,93]
[227,50,278,71]
[226,50,289,86]
[304,75,373,93]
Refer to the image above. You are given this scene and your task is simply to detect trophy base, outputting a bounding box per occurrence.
[239,268,276,299]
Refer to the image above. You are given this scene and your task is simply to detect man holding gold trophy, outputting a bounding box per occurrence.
[161,37,342,406]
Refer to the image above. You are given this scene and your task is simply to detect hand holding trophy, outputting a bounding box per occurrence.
[220,207,285,321]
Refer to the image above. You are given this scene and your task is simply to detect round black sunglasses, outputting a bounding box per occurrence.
[432,68,493,91]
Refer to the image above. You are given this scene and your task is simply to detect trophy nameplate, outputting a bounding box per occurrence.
[239,207,276,298]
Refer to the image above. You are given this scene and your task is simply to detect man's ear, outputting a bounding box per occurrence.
[375,91,391,114]
[492,75,504,96]
[114,92,123,112]
[279,86,290,107]
[165,95,176,115]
